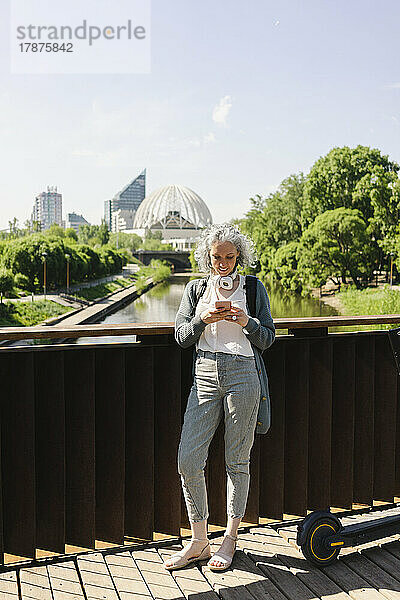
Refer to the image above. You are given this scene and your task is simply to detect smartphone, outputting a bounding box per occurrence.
[215,300,231,310]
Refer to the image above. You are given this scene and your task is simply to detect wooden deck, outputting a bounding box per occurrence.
[2,507,400,600]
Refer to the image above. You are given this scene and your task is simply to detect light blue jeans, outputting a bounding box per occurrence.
[177,349,261,523]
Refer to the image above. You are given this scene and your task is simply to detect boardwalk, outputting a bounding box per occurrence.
[3,507,400,600]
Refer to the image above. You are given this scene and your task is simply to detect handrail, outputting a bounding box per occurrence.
[0,314,400,341]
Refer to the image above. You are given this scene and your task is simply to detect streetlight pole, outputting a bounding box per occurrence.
[390,252,394,289]
[65,254,70,293]
[42,252,47,299]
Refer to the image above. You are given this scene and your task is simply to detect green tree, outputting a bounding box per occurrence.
[270,241,304,294]
[65,228,78,241]
[302,145,399,228]
[0,268,14,303]
[45,224,65,238]
[98,221,110,245]
[298,207,376,289]
[109,231,142,252]
[240,173,305,277]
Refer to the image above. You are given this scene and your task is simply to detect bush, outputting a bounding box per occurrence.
[0,268,14,303]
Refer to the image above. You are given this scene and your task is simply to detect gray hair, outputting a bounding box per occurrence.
[194,223,257,273]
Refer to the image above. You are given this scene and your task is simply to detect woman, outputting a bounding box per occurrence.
[164,223,275,572]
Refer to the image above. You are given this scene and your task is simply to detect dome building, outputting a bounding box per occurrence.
[131,184,213,249]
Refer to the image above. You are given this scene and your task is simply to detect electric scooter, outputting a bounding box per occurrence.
[297,326,400,567]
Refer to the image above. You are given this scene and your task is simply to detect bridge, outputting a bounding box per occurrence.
[132,249,191,270]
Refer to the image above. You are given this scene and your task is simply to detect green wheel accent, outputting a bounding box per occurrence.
[301,518,341,566]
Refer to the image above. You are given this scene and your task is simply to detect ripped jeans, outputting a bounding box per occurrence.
[177,349,261,523]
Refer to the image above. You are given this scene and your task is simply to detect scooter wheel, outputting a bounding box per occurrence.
[301,517,341,567]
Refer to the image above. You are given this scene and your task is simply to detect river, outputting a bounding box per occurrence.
[76,274,338,344]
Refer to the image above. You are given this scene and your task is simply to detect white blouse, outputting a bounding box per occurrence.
[195,274,254,356]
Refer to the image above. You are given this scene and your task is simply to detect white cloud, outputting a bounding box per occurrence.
[384,82,400,89]
[212,95,232,126]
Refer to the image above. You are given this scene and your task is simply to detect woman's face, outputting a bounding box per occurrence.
[210,241,239,276]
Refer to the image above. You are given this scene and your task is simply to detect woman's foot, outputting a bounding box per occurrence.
[164,538,211,570]
[207,533,237,570]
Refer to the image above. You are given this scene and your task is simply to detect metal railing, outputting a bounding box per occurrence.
[0,314,399,563]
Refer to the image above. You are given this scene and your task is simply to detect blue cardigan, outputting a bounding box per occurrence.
[174,277,276,434]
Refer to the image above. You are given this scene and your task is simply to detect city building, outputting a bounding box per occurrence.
[31,186,63,231]
[104,169,146,231]
[111,209,136,233]
[65,212,90,233]
[130,184,213,248]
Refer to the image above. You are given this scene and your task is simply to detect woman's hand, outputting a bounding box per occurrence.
[224,306,249,328]
[200,307,231,324]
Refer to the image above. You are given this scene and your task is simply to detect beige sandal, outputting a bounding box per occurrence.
[207,533,238,571]
[164,538,211,571]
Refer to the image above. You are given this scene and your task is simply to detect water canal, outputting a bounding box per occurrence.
[76,274,338,344]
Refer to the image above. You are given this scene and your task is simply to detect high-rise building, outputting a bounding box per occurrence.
[31,186,63,231]
[111,209,136,233]
[65,212,90,233]
[104,169,146,231]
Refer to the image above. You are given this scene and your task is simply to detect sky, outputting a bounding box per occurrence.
[1,0,400,230]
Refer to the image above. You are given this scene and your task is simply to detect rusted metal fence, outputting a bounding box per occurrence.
[0,316,399,564]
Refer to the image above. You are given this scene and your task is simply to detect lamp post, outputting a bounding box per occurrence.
[42,251,47,299]
[65,254,70,293]
[390,252,394,289]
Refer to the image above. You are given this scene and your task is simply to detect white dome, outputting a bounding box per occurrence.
[133,184,213,230]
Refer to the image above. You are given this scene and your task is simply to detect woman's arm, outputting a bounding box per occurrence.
[174,280,208,349]
[242,279,275,351]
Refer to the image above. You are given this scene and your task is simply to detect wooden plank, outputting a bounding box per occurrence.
[308,338,333,511]
[245,526,353,600]
[95,348,125,544]
[35,351,65,553]
[331,338,355,509]
[247,547,322,600]
[0,322,174,341]
[284,340,309,516]
[374,335,397,502]
[1,316,400,341]
[207,420,227,527]
[341,552,400,599]
[154,344,182,536]
[47,560,85,600]
[158,545,219,599]
[1,352,36,559]
[131,548,186,599]
[77,552,119,600]
[259,342,285,520]
[229,550,289,600]
[353,336,375,505]
[19,565,52,600]
[381,540,400,561]
[125,346,154,541]
[105,551,153,599]
[321,558,388,600]
[200,543,256,600]
[64,349,96,549]
[362,546,400,583]
[0,571,19,598]
[205,529,293,600]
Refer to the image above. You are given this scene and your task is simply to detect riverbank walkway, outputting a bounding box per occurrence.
[1,505,400,599]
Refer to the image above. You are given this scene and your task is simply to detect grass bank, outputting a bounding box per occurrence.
[0,300,72,327]
[335,284,400,330]
[74,277,133,302]
[74,261,172,301]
